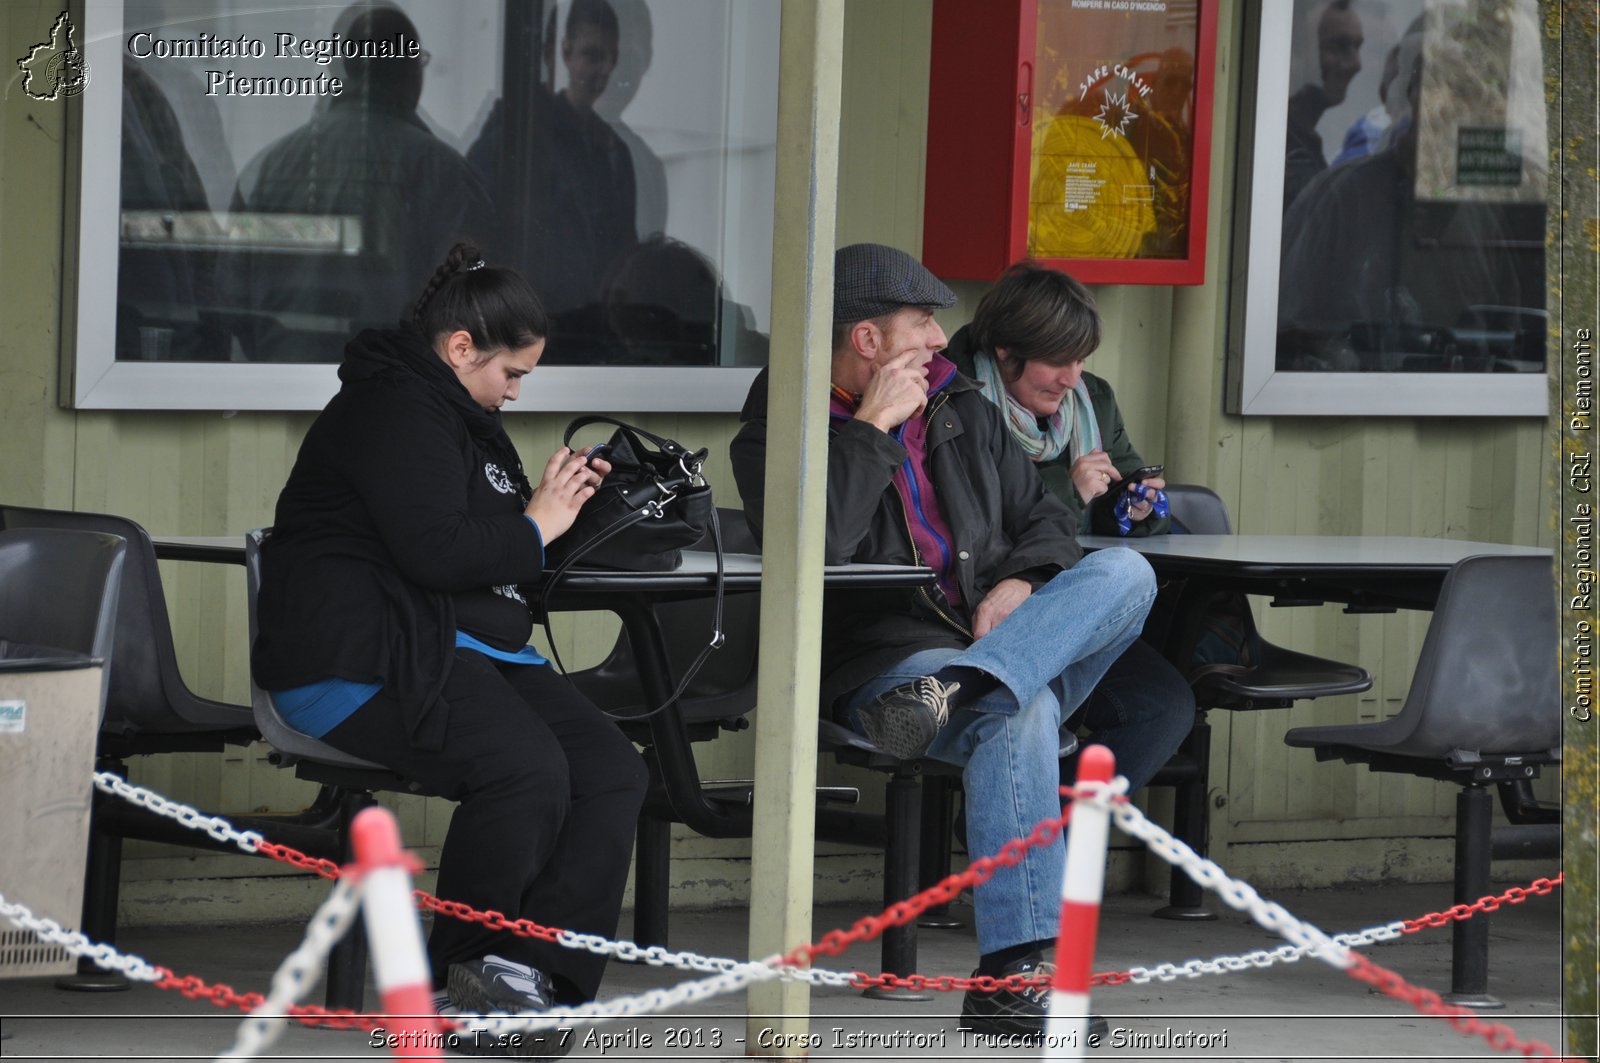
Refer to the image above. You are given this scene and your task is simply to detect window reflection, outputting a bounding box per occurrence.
[1275,0,1546,375]
[114,0,777,367]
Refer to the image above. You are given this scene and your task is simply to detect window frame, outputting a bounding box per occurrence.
[65,0,764,412]
[1226,1,1547,418]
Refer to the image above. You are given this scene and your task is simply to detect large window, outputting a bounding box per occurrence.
[1230,0,1547,416]
[73,0,778,410]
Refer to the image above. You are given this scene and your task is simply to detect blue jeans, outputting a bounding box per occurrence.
[844,548,1156,955]
[1064,637,1196,793]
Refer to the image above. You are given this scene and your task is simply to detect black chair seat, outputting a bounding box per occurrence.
[1193,641,1372,709]
[1284,553,1560,1006]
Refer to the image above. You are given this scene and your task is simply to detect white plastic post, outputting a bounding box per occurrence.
[1044,744,1116,1061]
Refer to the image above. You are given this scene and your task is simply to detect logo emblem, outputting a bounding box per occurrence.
[484,463,515,494]
[1093,89,1137,141]
[17,12,90,101]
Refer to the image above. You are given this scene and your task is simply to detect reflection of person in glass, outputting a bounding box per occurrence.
[119,55,226,361]
[1331,34,1406,167]
[1277,28,1535,373]
[1283,0,1364,212]
[231,3,493,362]
[593,0,667,239]
[469,0,639,324]
[576,235,767,366]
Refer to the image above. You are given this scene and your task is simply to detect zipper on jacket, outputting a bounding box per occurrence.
[894,392,972,640]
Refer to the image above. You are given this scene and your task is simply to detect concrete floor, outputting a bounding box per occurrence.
[0,877,1570,1062]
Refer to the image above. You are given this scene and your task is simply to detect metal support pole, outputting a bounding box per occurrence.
[325,789,375,1011]
[1445,783,1502,1009]
[1154,717,1214,920]
[862,770,928,1001]
[744,0,844,1050]
[633,815,672,947]
[916,775,963,930]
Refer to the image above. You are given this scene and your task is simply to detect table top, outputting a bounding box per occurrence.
[1077,534,1550,577]
[150,536,933,590]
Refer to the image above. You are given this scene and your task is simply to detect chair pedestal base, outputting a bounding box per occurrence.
[916,912,964,929]
[60,782,129,993]
[55,959,130,992]
[861,984,930,1002]
[1442,991,1504,1010]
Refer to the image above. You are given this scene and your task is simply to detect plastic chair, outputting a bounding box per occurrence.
[0,527,125,669]
[0,505,256,989]
[245,528,430,1009]
[1147,485,1372,919]
[1162,483,1233,535]
[1285,554,1560,1007]
[0,505,252,752]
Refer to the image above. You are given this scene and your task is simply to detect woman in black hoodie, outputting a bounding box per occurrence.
[253,242,647,1035]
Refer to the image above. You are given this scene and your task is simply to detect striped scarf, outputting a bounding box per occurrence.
[972,350,1099,463]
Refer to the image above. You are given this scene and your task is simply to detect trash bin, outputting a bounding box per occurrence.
[0,656,104,979]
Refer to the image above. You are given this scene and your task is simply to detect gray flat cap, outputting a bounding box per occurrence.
[833,243,957,324]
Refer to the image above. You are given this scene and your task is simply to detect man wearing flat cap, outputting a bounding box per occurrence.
[731,243,1155,1036]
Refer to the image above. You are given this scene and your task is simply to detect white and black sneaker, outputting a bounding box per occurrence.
[857,676,959,760]
[959,955,1109,1041]
[444,956,573,1059]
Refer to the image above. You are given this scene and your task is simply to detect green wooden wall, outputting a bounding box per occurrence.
[0,0,1556,926]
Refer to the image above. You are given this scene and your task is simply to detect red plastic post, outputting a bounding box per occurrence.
[1046,743,1116,1059]
[351,806,444,1060]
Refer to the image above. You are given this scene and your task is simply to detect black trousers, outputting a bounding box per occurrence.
[323,650,648,1003]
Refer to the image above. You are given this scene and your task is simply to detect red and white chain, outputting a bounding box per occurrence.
[94,770,266,852]
[91,771,856,986]
[91,767,1570,1046]
[0,889,167,983]
[217,876,365,1061]
[1104,796,1354,969]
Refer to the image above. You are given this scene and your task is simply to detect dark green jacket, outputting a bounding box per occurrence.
[946,330,1169,536]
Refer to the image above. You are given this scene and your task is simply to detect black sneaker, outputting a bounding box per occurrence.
[959,956,1109,1040]
[444,956,573,1059]
[857,676,959,759]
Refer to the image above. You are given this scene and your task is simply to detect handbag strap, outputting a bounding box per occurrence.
[563,415,702,466]
[537,504,725,723]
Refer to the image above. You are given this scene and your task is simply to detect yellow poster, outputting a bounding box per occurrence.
[1029,114,1155,259]
[1027,0,1198,261]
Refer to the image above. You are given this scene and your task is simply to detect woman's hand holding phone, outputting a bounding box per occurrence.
[526,447,606,543]
[1122,464,1165,521]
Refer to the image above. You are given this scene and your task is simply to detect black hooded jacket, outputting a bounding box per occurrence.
[252,328,545,750]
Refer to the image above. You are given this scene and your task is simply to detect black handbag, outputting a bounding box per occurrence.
[536,416,725,720]
[542,416,713,573]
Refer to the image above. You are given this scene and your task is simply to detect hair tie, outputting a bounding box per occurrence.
[465,259,486,272]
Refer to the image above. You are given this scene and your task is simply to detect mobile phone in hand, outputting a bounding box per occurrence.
[1124,464,1164,484]
[585,443,613,466]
